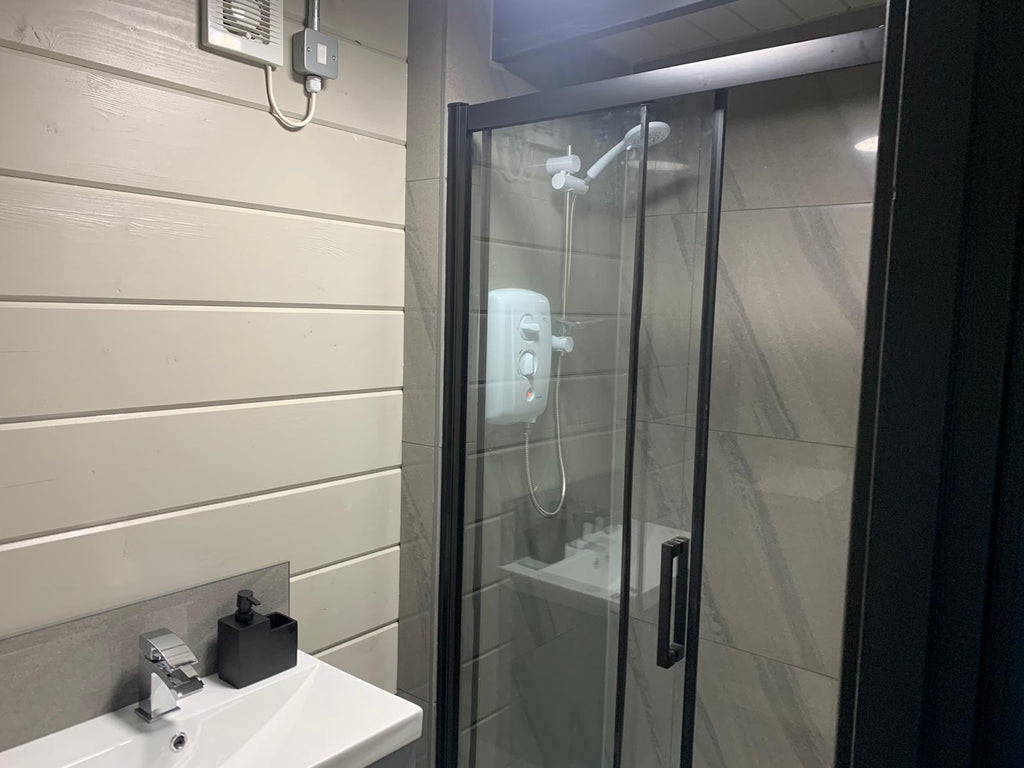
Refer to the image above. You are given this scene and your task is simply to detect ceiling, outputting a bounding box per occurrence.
[590,0,884,69]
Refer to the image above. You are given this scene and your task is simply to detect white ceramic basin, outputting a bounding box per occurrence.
[0,652,421,768]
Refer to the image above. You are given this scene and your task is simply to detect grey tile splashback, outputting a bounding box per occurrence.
[0,563,288,753]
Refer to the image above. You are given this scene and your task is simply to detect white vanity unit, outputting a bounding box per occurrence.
[0,652,422,768]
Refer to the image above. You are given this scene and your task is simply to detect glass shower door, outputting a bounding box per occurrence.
[455,105,653,768]
[618,92,718,768]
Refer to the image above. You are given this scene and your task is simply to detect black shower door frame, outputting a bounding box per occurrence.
[437,26,886,768]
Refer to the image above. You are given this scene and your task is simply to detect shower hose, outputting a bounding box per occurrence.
[524,192,576,518]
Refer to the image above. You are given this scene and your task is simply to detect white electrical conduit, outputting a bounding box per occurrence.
[265,65,318,130]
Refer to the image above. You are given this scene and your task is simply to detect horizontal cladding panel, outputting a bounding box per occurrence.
[0,48,404,224]
[285,0,409,59]
[0,471,399,638]
[0,176,404,307]
[0,0,406,141]
[292,547,400,652]
[316,623,399,692]
[0,304,403,420]
[0,392,403,542]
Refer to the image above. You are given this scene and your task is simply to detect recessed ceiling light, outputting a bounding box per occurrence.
[855,135,879,152]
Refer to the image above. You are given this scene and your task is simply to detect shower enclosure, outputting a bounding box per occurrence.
[438,29,884,768]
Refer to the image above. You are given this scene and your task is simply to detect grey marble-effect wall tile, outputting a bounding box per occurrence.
[480,108,638,265]
[403,180,442,449]
[462,512,515,594]
[458,701,543,768]
[398,608,433,701]
[404,308,439,447]
[560,317,623,377]
[506,579,595,661]
[399,691,433,768]
[637,211,700,427]
[407,179,443,317]
[631,423,694,623]
[722,64,882,211]
[643,213,701,329]
[700,431,852,678]
[621,618,686,768]
[509,617,609,768]
[693,640,839,768]
[461,580,514,663]
[444,0,534,106]
[485,178,626,263]
[399,443,437,699]
[400,442,437,606]
[684,212,709,428]
[645,92,715,217]
[465,427,614,525]
[479,373,618,453]
[633,422,694,530]
[460,644,517,730]
[484,241,623,318]
[638,364,691,427]
[0,564,288,752]
[406,0,444,182]
[403,378,439,449]
[709,204,872,446]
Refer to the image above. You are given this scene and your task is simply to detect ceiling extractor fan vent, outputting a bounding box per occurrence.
[201,0,283,67]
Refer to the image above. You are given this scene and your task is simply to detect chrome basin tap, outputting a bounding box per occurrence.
[135,629,204,722]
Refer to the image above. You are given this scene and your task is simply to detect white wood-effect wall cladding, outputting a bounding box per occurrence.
[0,0,409,687]
[0,176,404,306]
[0,392,403,542]
[0,470,400,637]
[0,304,402,418]
[0,49,404,224]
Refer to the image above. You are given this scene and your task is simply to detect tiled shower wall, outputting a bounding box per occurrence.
[401,7,880,762]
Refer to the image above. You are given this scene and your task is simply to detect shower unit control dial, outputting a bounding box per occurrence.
[486,289,553,424]
[520,317,541,340]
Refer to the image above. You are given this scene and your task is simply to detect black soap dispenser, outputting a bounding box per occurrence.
[217,589,298,688]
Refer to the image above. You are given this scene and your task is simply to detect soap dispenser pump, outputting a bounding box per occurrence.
[234,589,260,625]
[217,588,298,688]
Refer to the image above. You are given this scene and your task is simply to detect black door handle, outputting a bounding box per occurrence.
[657,536,690,669]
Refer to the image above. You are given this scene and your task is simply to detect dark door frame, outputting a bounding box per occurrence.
[836,0,1024,766]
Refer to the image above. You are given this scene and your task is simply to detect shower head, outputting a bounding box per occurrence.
[623,121,671,149]
[584,121,671,182]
